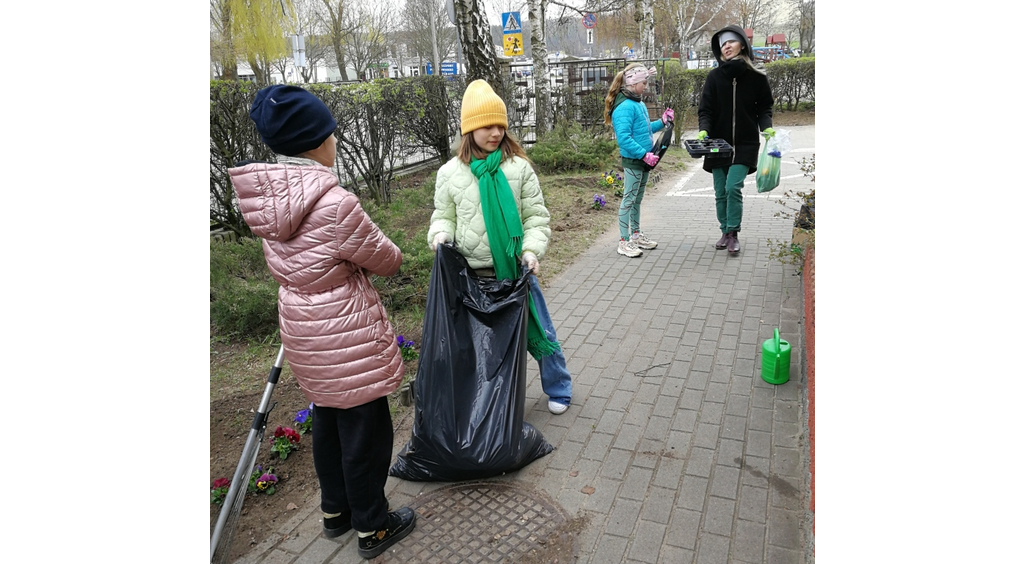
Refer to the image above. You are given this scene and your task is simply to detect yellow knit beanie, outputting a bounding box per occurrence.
[460,80,508,135]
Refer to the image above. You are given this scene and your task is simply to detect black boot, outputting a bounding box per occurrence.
[357,507,417,559]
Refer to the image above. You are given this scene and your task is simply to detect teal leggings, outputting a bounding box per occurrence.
[619,167,649,240]
[712,164,748,233]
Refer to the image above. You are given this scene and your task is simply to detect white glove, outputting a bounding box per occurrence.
[521,251,539,275]
[430,232,448,252]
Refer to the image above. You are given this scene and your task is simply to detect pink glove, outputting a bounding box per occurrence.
[661,108,674,124]
[647,66,658,79]
[642,152,660,167]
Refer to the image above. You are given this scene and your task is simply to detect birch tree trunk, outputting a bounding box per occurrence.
[454,0,500,86]
[636,0,656,60]
[429,4,441,76]
[527,0,551,134]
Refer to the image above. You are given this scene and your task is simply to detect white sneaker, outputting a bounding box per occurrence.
[548,400,569,415]
[631,231,658,250]
[617,239,643,258]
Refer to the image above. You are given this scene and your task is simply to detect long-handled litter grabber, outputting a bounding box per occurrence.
[210,345,286,563]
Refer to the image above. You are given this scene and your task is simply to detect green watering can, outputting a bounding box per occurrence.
[761,328,791,385]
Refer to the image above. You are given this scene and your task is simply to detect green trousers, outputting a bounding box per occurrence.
[619,167,649,240]
[712,164,748,233]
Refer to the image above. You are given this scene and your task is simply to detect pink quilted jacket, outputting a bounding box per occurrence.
[229,160,404,409]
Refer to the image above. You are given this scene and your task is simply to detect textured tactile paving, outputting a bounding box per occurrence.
[385,481,571,563]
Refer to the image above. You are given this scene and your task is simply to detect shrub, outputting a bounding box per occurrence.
[527,120,618,174]
[767,154,815,273]
[311,80,425,205]
[210,237,279,340]
[404,75,461,166]
[764,57,815,111]
[210,80,272,238]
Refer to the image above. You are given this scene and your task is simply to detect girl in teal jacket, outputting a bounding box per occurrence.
[603,63,674,258]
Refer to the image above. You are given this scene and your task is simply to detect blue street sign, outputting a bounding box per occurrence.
[501,12,521,34]
[426,62,459,76]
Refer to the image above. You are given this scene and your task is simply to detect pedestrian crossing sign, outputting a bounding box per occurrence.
[501,12,521,34]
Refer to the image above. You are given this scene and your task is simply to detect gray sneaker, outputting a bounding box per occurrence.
[631,231,658,250]
[617,239,643,257]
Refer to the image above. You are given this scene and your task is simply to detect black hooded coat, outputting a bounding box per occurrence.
[698,25,775,174]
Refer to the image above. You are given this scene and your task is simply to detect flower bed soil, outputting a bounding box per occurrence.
[210,374,321,562]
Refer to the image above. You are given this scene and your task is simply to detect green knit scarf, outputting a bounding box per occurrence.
[470,149,561,360]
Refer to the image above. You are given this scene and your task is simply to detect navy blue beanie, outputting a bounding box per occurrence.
[249,85,337,156]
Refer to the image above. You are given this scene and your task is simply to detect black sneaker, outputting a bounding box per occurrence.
[357,507,417,559]
[322,513,351,538]
[323,499,390,539]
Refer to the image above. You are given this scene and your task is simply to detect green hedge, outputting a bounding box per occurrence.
[210,81,272,239]
[210,59,813,235]
[658,57,815,135]
[210,77,464,235]
[764,57,815,110]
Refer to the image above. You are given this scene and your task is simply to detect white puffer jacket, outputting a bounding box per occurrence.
[427,155,551,269]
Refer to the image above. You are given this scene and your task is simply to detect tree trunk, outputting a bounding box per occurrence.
[248,55,268,86]
[220,3,238,80]
[430,6,441,76]
[637,0,656,60]
[638,0,655,59]
[330,36,349,81]
[527,0,551,134]
[454,0,500,87]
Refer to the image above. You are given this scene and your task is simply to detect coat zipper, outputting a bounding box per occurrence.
[731,78,737,164]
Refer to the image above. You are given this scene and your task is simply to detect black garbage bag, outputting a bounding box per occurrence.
[389,244,553,481]
[642,119,674,171]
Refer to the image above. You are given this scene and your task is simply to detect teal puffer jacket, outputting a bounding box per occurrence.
[428,155,551,269]
[611,94,665,166]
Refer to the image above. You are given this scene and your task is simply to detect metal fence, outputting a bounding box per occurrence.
[498,58,672,144]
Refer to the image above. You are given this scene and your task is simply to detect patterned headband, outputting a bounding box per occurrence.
[624,66,656,86]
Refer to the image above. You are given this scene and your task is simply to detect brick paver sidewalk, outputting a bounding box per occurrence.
[237,125,815,564]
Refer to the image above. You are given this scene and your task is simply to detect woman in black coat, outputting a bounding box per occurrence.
[697,25,775,254]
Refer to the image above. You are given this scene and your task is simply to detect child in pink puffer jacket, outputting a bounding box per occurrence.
[228,85,415,559]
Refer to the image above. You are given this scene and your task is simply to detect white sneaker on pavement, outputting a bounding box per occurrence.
[548,400,569,415]
[631,231,658,250]
[617,239,643,258]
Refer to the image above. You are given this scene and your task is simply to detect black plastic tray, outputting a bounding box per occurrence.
[684,139,733,157]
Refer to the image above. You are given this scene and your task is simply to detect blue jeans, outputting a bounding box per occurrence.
[528,275,572,405]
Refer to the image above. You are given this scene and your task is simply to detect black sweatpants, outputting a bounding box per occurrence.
[311,397,393,532]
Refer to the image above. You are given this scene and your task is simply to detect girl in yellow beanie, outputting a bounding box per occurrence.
[427,80,573,415]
